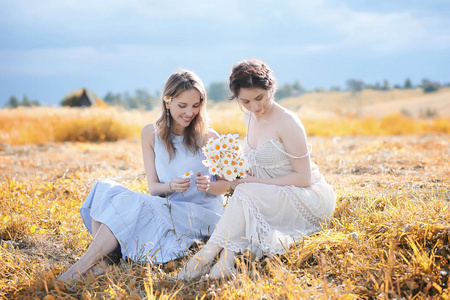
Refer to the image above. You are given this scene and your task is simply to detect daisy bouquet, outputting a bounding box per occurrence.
[202,134,249,181]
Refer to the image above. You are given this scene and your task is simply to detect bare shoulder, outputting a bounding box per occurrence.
[277,107,306,139]
[141,123,155,136]
[141,123,156,147]
[277,106,305,131]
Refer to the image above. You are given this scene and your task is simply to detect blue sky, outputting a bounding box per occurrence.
[1,0,449,106]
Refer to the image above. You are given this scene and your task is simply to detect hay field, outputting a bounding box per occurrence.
[1,98,449,299]
[278,87,450,119]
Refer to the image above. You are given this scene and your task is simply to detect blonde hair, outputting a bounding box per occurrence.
[155,69,209,160]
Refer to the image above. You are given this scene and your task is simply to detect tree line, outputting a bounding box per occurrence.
[4,95,40,108]
[345,78,443,93]
[4,77,448,109]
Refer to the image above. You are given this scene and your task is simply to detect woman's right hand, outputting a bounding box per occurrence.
[170,178,191,193]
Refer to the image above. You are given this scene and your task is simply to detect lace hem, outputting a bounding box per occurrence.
[280,186,321,230]
[208,233,247,253]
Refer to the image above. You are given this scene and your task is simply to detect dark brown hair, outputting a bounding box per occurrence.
[155,69,209,160]
[228,59,278,100]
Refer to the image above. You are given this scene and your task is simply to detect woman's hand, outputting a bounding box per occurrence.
[170,177,191,193]
[230,175,256,190]
[195,172,210,192]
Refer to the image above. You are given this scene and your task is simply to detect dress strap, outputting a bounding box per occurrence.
[268,140,312,159]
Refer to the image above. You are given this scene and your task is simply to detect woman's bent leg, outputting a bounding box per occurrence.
[91,218,102,236]
[59,223,119,281]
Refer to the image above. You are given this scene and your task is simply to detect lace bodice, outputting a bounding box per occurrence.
[245,139,292,170]
[244,138,320,182]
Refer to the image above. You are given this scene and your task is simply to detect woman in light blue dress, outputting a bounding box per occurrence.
[59,69,229,280]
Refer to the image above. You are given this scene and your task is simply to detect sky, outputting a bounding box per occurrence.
[1,0,449,106]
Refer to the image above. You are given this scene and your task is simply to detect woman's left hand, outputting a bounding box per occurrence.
[195,172,211,192]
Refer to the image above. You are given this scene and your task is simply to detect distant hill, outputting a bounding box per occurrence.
[277,88,450,119]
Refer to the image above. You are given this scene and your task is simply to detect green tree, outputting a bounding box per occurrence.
[136,89,158,110]
[422,79,440,93]
[382,79,390,91]
[208,82,228,102]
[6,95,19,108]
[346,79,364,92]
[104,92,116,104]
[22,95,32,107]
[404,78,412,89]
[276,84,294,100]
[275,81,306,100]
[293,81,305,95]
[329,86,341,92]
[104,92,124,106]
[60,94,80,107]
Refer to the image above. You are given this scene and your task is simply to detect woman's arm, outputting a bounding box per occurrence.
[196,172,230,195]
[141,124,169,196]
[141,124,191,196]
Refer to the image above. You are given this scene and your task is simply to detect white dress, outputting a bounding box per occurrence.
[79,134,224,263]
[208,139,336,258]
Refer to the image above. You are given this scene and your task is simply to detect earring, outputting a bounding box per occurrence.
[166,109,170,128]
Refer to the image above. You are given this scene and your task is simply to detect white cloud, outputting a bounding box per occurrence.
[286,0,450,54]
[0,43,236,77]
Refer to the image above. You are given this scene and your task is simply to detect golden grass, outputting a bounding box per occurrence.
[1,133,449,299]
[303,114,450,136]
[278,87,450,119]
[0,106,449,146]
[0,107,155,145]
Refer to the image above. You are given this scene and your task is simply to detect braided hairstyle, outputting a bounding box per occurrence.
[228,59,278,100]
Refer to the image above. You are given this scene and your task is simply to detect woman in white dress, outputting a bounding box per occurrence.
[59,69,230,281]
[177,59,336,280]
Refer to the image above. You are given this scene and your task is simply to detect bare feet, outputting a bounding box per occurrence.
[58,257,102,281]
[176,243,220,280]
[90,259,113,276]
[208,249,236,280]
[58,262,89,281]
[59,223,120,281]
[176,256,212,280]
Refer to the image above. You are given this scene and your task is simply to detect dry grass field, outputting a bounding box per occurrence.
[278,87,450,119]
[1,90,449,299]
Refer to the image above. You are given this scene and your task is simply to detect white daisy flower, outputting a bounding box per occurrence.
[181,170,193,179]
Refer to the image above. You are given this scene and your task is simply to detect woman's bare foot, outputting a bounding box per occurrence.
[90,259,113,276]
[176,257,211,280]
[58,261,90,281]
[177,243,221,280]
[208,249,236,280]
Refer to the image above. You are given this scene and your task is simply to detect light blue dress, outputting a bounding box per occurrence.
[79,134,224,263]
